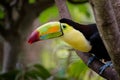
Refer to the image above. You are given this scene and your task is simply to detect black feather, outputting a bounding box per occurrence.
[60,18,111,61]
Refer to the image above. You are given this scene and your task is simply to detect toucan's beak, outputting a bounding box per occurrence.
[28,22,63,44]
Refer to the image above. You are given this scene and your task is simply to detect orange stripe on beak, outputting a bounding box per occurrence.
[45,26,59,34]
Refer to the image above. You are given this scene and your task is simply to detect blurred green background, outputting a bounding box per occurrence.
[0,0,104,80]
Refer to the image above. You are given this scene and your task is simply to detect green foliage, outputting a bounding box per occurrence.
[0,63,70,80]
[39,2,95,24]
[25,64,51,79]
[0,64,51,80]
[0,70,20,80]
[67,60,88,79]
[28,0,36,4]
[39,5,59,23]
[0,6,5,19]
[67,60,103,80]
[37,39,104,80]
[67,2,95,23]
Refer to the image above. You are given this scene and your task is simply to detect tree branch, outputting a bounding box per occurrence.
[76,51,119,80]
[67,0,88,4]
[55,0,71,19]
[55,0,119,79]
[89,0,120,78]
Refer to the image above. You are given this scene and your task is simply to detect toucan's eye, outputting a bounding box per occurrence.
[62,25,66,29]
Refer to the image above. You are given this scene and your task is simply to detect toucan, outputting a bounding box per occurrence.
[28,18,111,74]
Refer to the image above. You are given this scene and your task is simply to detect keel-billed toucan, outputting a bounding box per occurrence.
[28,18,111,74]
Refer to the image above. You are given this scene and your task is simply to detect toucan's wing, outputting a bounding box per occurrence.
[59,18,98,39]
[89,32,110,61]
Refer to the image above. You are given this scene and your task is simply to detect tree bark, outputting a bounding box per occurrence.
[3,37,22,72]
[0,42,3,67]
[89,0,120,78]
[111,0,120,30]
[55,0,71,19]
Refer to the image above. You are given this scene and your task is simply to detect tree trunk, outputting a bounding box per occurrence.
[1,0,54,73]
[0,42,3,67]
[89,0,120,78]
[2,38,22,72]
[111,0,120,30]
[55,0,71,19]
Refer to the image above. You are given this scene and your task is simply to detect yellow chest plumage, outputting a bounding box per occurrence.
[60,29,92,52]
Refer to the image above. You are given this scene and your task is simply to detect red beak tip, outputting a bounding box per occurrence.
[27,30,40,44]
[28,40,32,44]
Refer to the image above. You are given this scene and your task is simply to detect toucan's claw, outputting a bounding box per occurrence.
[99,61,112,75]
[87,55,97,65]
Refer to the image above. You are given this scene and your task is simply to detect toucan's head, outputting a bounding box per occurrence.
[28,21,72,44]
[28,18,92,52]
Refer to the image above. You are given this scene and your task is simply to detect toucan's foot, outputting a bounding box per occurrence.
[99,61,112,75]
[87,55,97,65]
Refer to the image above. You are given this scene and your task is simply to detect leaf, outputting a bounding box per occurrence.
[67,2,95,23]
[53,77,68,80]
[25,64,51,79]
[25,70,40,79]
[0,70,20,80]
[34,64,51,78]
[39,5,59,23]
[28,0,36,4]
[0,7,5,19]
[67,60,88,78]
